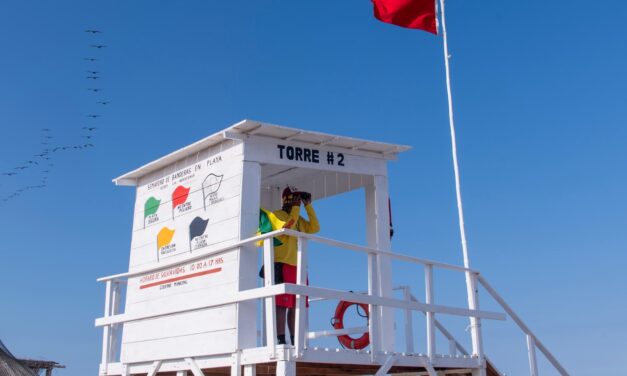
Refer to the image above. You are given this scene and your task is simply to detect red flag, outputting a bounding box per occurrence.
[372,0,437,34]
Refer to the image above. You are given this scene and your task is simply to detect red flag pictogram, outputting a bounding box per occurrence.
[172,185,191,209]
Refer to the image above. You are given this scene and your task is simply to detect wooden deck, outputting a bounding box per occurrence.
[148,361,501,375]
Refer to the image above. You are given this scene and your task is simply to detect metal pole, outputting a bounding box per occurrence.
[263,238,277,358]
[424,265,436,360]
[100,280,112,374]
[367,252,380,362]
[527,334,539,376]
[469,273,485,375]
[438,0,481,358]
[294,237,308,357]
[402,286,415,353]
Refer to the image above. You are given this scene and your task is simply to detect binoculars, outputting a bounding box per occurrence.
[293,191,311,201]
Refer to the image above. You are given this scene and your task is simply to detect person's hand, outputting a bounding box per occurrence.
[292,194,302,207]
[301,192,312,206]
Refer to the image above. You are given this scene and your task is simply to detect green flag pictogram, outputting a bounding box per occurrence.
[144,196,161,218]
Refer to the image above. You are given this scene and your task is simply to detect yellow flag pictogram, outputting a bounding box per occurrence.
[157,227,176,249]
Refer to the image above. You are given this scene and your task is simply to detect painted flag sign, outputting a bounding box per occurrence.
[189,216,210,251]
[172,185,190,208]
[372,0,437,34]
[144,196,161,228]
[202,173,224,210]
[171,185,191,218]
[257,208,284,247]
[157,227,176,261]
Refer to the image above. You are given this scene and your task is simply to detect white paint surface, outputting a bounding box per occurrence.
[121,141,244,363]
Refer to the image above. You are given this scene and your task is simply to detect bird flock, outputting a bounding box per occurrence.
[1,29,109,203]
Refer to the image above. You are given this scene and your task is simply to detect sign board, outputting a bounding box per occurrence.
[121,141,245,363]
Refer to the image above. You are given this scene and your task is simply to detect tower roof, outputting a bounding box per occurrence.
[113,119,410,186]
[0,340,37,376]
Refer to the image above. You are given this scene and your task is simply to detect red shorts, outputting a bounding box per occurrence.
[274,263,309,309]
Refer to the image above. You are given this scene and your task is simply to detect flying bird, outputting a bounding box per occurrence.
[87,114,101,118]
[34,153,47,157]
[97,101,110,105]
[2,172,17,176]
[88,88,102,92]
[82,135,93,139]
[82,127,97,131]
[86,70,99,74]
[14,166,27,170]
[85,29,102,34]
[41,128,50,131]
[26,160,38,165]
[84,58,98,62]
[44,135,53,139]
[86,76,100,80]
[91,45,107,49]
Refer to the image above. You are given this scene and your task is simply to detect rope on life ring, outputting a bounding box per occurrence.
[332,300,370,350]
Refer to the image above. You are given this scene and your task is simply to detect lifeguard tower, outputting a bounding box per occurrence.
[96,120,569,376]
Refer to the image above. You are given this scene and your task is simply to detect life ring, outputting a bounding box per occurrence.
[332,300,370,349]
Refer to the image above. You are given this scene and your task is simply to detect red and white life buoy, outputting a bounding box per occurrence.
[332,300,370,349]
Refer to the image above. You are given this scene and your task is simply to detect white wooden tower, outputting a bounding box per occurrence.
[96,120,569,376]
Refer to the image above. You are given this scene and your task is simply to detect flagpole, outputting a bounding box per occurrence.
[438,0,485,364]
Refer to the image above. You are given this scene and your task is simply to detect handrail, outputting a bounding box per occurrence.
[477,275,569,376]
[95,282,505,327]
[283,230,478,273]
[97,229,477,283]
[97,229,570,376]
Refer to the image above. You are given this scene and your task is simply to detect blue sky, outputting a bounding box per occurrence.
[1,1,626,375]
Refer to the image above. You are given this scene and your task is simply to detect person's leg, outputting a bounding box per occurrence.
[273,263,288,344]
[276,306,287,344]
[287,308,296,345]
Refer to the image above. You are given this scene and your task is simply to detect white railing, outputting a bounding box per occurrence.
[96,228,568,376]
[477,276,569,376]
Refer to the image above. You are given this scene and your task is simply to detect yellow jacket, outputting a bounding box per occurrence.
[273,204,320,266]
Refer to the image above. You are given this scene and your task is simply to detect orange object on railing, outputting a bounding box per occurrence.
[332,300,370,350]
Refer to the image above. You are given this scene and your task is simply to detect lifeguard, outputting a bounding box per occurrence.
[259,186,320,345]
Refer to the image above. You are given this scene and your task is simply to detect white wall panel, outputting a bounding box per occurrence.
[120,329,237,363]
[122,306,236,343]
[121,141,245,363]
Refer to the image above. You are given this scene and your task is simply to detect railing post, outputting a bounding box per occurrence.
[294,236,308,357]
[449,339,457,356]
[367,252,380,361]
[263,238,277,358]
[108,281,122,363]
[468,272,485,375]
[425,264,436,360]
[527,335,539,376]
[100,280,113,375]
[402,286,414,354]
